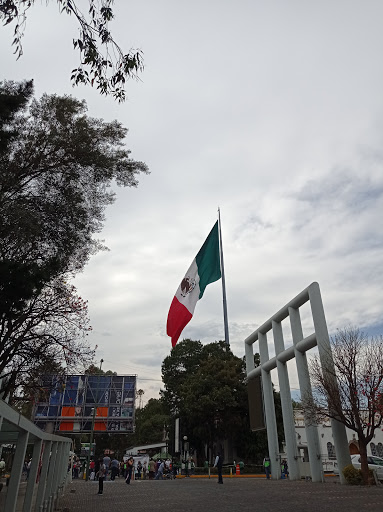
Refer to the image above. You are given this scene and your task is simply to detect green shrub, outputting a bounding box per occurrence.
[342,464,363,485]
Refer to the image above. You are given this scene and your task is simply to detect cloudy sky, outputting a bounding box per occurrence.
[2,0,383,403]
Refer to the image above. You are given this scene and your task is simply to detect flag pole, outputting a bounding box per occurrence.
[218,207,230,346]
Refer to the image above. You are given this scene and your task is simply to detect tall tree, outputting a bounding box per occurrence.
[10,355,64,418]
[302,327,383,485]
[161,339,283,464]
[1,1,143,101]
[84,364,117,376]
[133,398,170,446]
[0,81,148,396]
[0,80,148,301]
[0,78,33,151]
[0,279,95,398]
[161,338,203,413]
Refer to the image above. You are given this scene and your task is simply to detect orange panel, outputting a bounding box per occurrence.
[96,407,108,417]
[59,422,74,431]
[94,422,107,431]
[61,407,75,417]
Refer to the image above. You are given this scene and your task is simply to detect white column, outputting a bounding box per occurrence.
[44,441,59,502]
[245,341,255,375]
[52,442,65,496]
[289,306,324,482]
[61,443,71,487]
[35,440,52,511]
[59,443,70,486]
[4,431,29,512]
[22,438,43,512]
[309,282,351,485]
[272,320,300,480]
[259,332,279,479]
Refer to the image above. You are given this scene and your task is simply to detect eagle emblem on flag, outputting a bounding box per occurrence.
[180,277,196,297]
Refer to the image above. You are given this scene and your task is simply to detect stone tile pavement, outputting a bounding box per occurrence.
[57,476,383,512]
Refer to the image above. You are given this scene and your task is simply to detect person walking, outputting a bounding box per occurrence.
[263,456,271,479]
[172,459,178,479]
[214,453,223,484]
[26,459,32,480]
[96,458,106,495]
[89,459,96,480]
[73,459,79,479]
[103,454,111,480]
[125,457,134,485]
[142,460,148,480]
[110,458,119,480]
[136,460,142,480]
[282,459,289,479]
[148,458,155,480]
[155,460,164,480]
[0,458,5,478]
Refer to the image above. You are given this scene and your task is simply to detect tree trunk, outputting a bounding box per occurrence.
[359,438,369,485]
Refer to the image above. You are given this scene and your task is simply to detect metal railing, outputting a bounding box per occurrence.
[0,398,71,512]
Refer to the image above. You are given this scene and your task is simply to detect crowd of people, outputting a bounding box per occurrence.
[89,454,180,495]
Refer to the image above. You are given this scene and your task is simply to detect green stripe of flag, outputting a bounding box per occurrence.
[196,221,221,299]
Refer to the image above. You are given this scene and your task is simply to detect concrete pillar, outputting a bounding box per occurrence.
[4,431,29,512]
[53,443,65,492]
[272,320,300,480]
[51,442,67,512]
[59,443,70,487]
[245,342,255,374]
[309,282,351,484]
[51,442,64,497]
[22,438,43,512]
[44,441,58,503]
[289,306,324,482]
[35,440,52,511]
[54,442,68,492]
[259,332,280,479]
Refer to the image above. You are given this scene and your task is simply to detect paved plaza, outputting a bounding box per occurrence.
[55,476,383,512]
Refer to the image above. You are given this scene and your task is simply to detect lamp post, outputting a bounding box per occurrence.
[86,358,104,480]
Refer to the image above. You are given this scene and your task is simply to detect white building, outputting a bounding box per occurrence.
[292,409,383,472]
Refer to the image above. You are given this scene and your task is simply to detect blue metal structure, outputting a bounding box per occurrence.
[33,374,136,433]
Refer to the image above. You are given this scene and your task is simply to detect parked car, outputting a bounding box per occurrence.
[334,454,383,480]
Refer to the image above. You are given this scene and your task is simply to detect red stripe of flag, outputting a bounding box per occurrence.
[166,296,193,347]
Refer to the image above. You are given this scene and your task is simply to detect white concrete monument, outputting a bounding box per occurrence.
[244,282,351,484]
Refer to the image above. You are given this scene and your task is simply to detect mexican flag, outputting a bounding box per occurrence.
[167,222,221,347]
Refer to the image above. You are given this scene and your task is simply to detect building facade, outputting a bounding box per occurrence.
[293,409,383,471]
